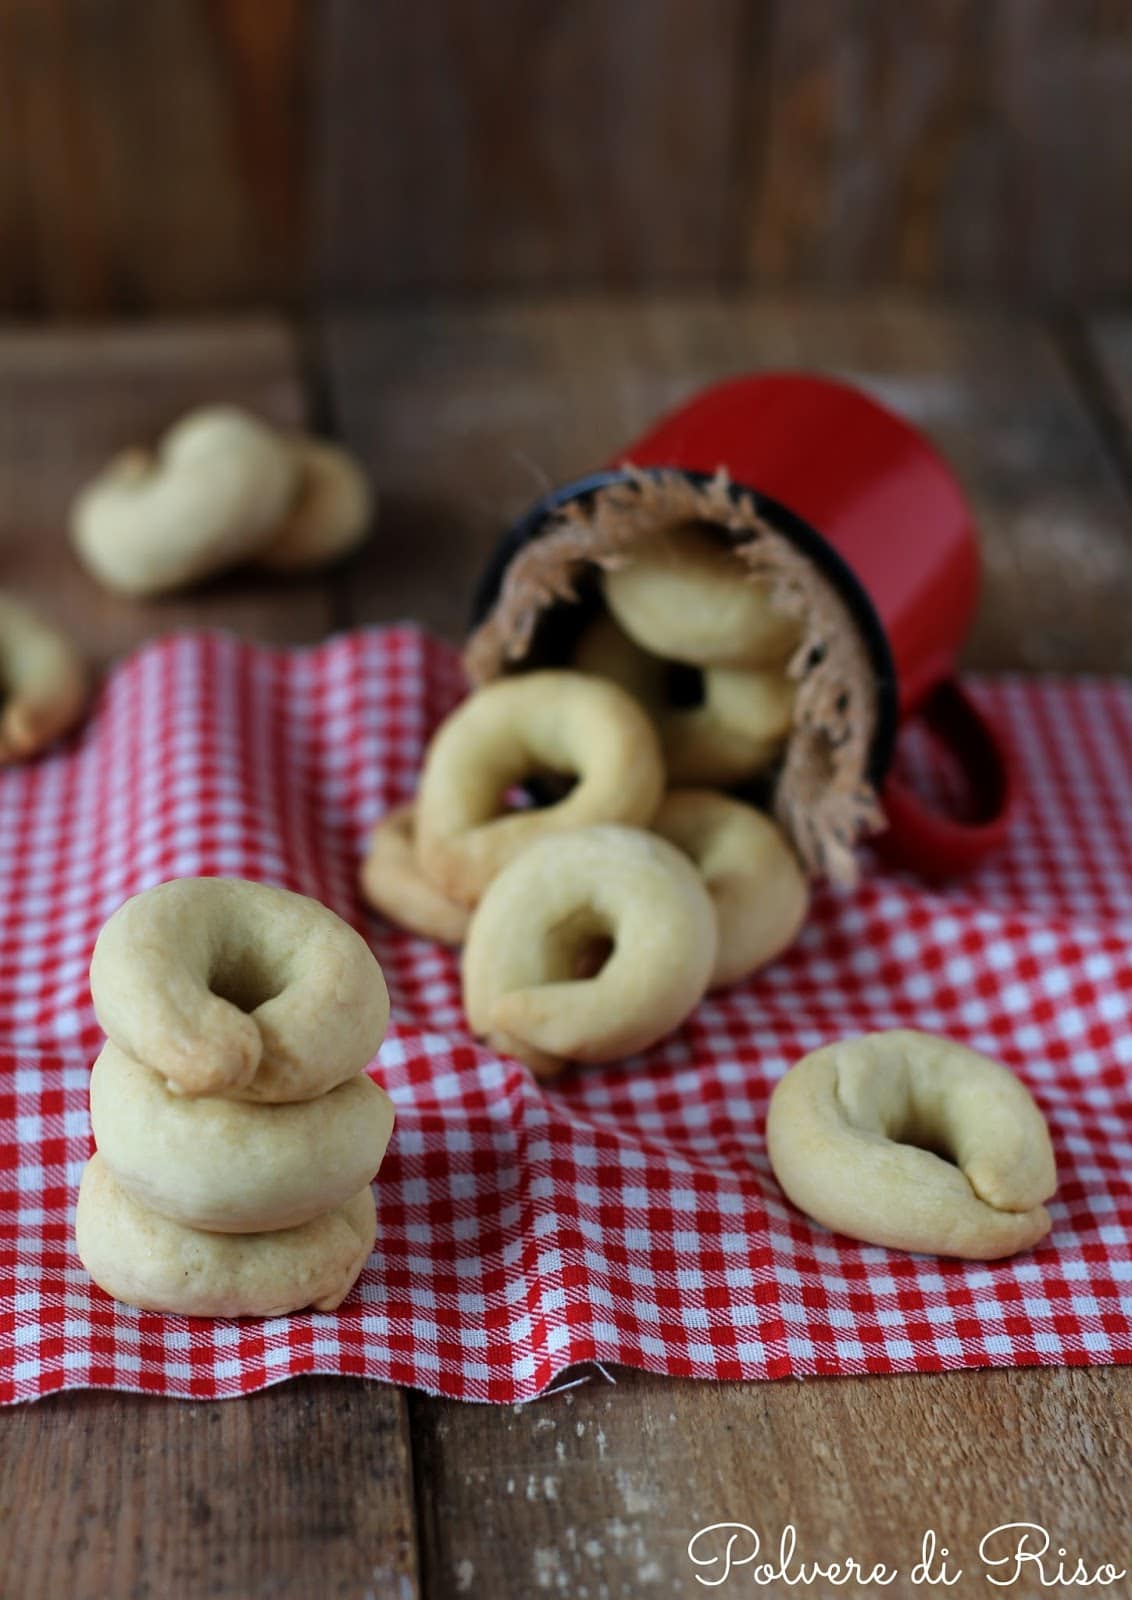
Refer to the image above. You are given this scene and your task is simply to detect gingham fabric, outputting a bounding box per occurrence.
[1,628,1130,1405]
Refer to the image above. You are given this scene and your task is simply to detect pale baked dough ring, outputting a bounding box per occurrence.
[766,1030,1057,1259]
[653,790,809,989]
[663,668,793,786]
[575,611,793,786]
[70,406,298,596]
[416,671,665,906]
[90,1042,395,1233]
[255,438,373,572]
[573,608,660,703]
[76,1154,377,1317]
[90,878,390,1103]
[0,594,88,763]
[359,803,470,945]
[462,824,717,1078]
[602,523,799,668]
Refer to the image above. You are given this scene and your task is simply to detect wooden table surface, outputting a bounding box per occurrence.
[1,297,1131,1600]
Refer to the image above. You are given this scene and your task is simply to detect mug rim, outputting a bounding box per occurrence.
[471,465,900,788]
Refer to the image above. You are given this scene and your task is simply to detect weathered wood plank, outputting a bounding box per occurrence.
[1088,314,1132,450]
[0,1380,420,1600]
[0,319,331,661]
[748,0,1132,301]
[2,2,1132,315]
[314,0,753,298]
[323,295,1132,668]
[411,1365,1132,1599]
[3,1,1132,314]
[0,0,308,316]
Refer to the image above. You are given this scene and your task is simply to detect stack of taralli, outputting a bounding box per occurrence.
[76,879,395,1317]
[70,406,373,596]
[362,522,811,1080]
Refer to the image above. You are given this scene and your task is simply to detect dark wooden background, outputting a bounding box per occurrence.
[3,0,1132,317]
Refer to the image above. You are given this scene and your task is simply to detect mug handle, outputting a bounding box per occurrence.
[876,678,1019,881]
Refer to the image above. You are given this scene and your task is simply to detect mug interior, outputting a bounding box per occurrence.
[470,466,900,789]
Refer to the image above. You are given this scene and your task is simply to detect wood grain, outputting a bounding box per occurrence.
[314,0,754,297]
[0,1380,420,1600]
[323,296,1132,668]
[1089,314,1132,448]
[411,1365,1132,1599]
[749,0,1132,299]
[2,1,1131,312]
[0,0,308,315]
[0,318,331,662]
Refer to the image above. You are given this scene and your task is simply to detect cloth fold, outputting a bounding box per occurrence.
[1,628,1130,1405]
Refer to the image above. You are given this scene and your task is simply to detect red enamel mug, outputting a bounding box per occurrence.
[473,373,1017,880]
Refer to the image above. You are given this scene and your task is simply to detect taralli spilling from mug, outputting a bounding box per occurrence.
[357,375,1051,1263]
[360,662,807,1080]
[76,879,395,1316]
[357,405,835,1065]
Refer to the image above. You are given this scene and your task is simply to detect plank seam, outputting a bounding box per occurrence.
[1053,311,1132,525]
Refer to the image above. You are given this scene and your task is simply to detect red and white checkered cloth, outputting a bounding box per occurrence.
[1,627,1130,1405]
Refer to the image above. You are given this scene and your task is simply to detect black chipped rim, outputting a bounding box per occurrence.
[470,465,899,789]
